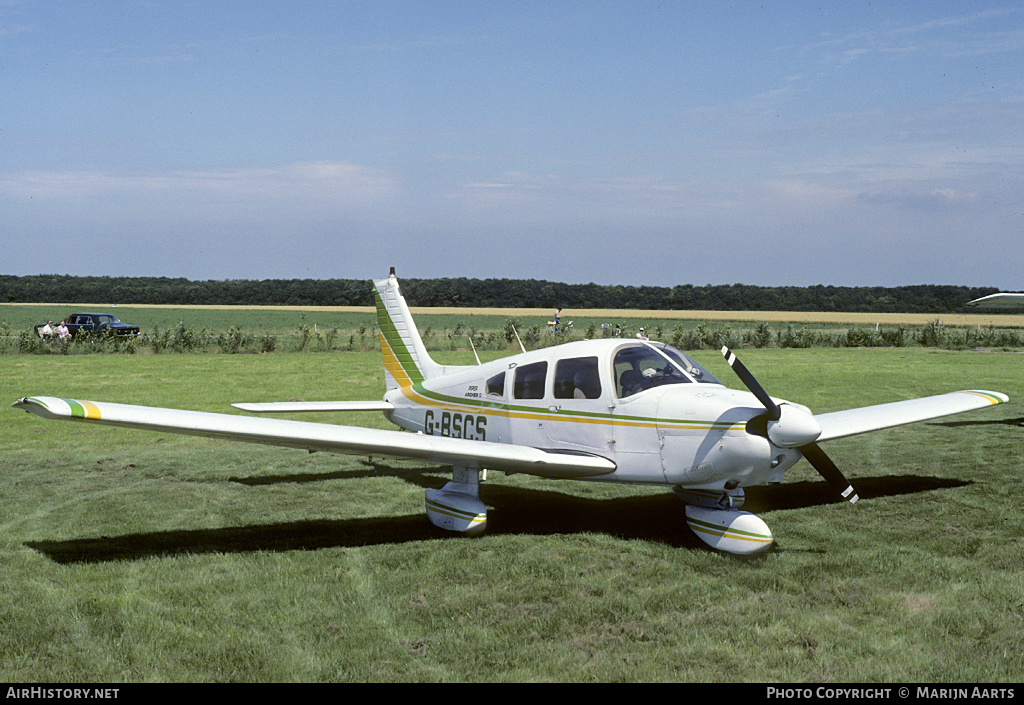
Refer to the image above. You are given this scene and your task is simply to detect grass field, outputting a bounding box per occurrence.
[7,303,1024,359]
[3,346,1023,682]
[7,302,1024,333]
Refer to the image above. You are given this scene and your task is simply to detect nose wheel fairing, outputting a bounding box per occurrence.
[674,487,774,555]
[683,504,774,555]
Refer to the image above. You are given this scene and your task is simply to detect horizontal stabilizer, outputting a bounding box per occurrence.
[232,400,394,413]
[815,390,1008,442]
[13,396,615,480]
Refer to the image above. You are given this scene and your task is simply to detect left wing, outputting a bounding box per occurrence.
[231,401,394,413]
[12,396,615,480]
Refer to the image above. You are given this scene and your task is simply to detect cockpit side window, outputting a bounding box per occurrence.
[554,356,601,399]
[486,371,505,396]
[513,361,548,400]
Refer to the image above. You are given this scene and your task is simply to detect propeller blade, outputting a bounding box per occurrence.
[720,347,857,503]
[721,346,781,420]
[797,443,859,504]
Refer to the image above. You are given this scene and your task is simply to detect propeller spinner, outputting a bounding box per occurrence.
[722,346,859,504]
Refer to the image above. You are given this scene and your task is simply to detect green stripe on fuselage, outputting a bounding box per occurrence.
[404,383,740,431]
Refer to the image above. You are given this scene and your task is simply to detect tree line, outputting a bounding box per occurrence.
[0,274,999,313]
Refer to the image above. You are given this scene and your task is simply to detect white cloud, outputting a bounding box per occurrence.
[857,186,980,211]
[802,7,1024,66]
[0,161,397,209]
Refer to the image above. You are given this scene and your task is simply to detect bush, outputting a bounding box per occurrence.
[219,326,247,354]
[259,334,277,353]
[4,316,1023,356]
[748,321,773,348]
[920,319,948,348]
[843,328,883,347]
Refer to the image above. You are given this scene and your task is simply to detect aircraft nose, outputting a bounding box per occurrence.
[767,404,822,448]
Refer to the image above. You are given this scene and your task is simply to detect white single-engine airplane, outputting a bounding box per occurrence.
[13,271,1011,555]
[968,292,1024,309]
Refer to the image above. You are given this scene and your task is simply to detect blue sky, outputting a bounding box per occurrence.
[3,1,1022,288]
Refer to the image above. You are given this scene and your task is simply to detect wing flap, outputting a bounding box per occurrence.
[13,396,614,480]
[232,400,394,413]
[815,390,1008,442]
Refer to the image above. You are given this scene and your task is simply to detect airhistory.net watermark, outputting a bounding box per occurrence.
[6,688,119,700]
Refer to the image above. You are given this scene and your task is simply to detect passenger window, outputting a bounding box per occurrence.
[513,362,547,400]
[486,372,505,396]
[554,357,601,399]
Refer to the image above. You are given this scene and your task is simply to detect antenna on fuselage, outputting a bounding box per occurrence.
[467,335,482,365]
[511,324,526,354]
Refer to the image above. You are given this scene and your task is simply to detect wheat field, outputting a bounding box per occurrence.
[9,301,1024,327]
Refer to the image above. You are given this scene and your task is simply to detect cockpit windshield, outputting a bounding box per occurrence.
[613,342,720,398]
[651,343,720,384]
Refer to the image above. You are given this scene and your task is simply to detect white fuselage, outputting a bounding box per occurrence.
[383,339,804,490]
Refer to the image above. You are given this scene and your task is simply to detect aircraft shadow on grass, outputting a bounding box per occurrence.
[928,416,1024,428]
[26,471,970,565]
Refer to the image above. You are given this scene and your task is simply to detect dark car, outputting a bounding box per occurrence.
[36,313,141,339]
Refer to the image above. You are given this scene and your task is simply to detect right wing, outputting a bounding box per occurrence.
[815,390,1008,442]
[13,396,615,480]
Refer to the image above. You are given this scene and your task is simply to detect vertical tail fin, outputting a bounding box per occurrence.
[374,270,443,390]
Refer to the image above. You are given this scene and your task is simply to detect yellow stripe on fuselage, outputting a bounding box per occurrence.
[397,385,741,433]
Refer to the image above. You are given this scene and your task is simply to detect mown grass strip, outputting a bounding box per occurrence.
[2,348,1022,681]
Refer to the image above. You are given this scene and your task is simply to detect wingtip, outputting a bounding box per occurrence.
[12,396,44,410]
[963,390,1009,404]
[12,396,50,416]
[12,396,102,420]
